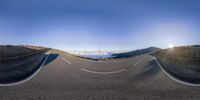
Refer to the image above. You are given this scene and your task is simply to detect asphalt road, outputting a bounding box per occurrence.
[0,49,200,100]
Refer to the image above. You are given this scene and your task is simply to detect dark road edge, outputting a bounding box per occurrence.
[0,52,50,86]
[154,56,200,87]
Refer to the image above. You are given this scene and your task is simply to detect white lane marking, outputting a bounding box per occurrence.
[81,68,125,75]
[134,60,143,65]
[154,57,200,87]
[0,51,51,86]
[61,57,71,64]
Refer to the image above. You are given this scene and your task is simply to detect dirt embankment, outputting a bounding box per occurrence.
[154,45,200,84]
[0,45,50,59]
[0,45,50,84]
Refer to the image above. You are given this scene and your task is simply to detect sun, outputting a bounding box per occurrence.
[169,44,174,48]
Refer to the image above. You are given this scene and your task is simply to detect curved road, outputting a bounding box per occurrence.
[0,49,199,100]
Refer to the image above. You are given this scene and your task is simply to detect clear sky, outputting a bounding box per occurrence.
[0,0,200,50]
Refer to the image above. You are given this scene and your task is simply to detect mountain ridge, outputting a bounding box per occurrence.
[112,47,160,58]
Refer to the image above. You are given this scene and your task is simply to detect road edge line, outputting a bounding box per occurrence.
[154,57,200,87]
[61,57,71,64]
[0,51,51,86]
[134,60,143,65]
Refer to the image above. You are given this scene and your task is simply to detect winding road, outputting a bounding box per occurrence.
[0,49,199,100]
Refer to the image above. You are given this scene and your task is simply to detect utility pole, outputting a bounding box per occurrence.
[99,47,101,60]
[99,47,101,57]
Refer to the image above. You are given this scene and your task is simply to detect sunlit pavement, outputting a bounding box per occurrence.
[0,49,199,100]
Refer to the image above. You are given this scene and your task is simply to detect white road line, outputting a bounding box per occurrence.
[61,57,71,64]
[134,60,143,65]
[0,51,51,86]
[81,68,125,75]
[154,57,200,87]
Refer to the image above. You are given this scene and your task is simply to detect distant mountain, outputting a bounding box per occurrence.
[190,45,200,47]
[112,47,160,58]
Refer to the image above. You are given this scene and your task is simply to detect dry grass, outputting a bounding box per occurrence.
[155,46,200,69]
[0,45,50,83]
[0,52,47,83]
[0,45,50,59]
[154,45,200,83]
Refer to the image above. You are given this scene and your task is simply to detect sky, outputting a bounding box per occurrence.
[0,0,200,50]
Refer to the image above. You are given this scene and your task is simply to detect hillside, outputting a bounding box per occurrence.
[112,47,160,58]
[154,45,200,84]
[0,45,50,59]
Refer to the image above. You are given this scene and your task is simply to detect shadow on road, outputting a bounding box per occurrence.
[139,60,160,78]
[44,54,59,66]
[127,59,161,84]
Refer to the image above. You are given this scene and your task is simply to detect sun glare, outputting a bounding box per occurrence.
[169,44,174,48]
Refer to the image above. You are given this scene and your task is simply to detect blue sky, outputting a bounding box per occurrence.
[0,0,200,50]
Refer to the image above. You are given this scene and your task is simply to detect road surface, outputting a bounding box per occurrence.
[0,49,199,100]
